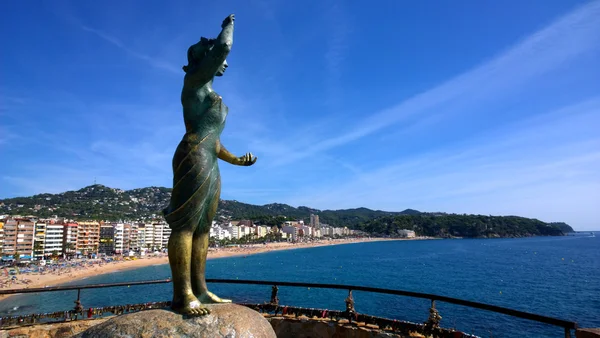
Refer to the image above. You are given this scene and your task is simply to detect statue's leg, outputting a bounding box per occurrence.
[168,230,210,315]
[191,230,232,303]
[191,177,231,303]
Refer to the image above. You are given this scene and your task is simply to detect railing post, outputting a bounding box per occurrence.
[270,285,279,306]
[425,299,442,330]
[73,288,84,320]
[564,328,571,338]
[345,290,355,322]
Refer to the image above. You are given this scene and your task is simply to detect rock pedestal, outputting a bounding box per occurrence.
[79,304,276,338]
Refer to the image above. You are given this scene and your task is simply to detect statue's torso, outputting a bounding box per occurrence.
[181,85,228,138]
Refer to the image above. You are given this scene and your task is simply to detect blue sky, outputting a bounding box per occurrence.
[1,1,599,230]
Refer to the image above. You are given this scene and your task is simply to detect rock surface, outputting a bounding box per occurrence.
[78,304,276,338]
[268,316,416,338]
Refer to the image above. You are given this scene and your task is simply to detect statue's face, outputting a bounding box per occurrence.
[215,60,228,77]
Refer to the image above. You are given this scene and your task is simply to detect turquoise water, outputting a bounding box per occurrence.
[2,234,599,337]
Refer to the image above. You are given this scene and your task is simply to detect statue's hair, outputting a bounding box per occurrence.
[182,37,216,73]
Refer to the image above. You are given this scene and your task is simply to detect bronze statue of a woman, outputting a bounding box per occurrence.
[163,13,257,316]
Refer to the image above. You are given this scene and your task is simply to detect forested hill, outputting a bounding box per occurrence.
[0,185,419,225]
[0,184,574,237]
[356,215,574,238]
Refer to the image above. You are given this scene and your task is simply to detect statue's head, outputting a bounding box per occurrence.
[183,37,228,77]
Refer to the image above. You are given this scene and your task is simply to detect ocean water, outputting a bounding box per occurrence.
[2,234,599,338]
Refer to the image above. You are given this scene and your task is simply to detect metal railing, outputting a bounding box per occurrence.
[0,278,577,337]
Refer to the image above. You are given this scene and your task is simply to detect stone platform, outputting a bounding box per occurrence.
[77,304,275,338]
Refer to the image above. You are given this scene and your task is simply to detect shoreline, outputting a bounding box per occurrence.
[0,237,425,302]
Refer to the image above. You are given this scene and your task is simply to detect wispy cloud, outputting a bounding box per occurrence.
[283,98,600,228]
[81,26,181,74]
[273,0,600,166]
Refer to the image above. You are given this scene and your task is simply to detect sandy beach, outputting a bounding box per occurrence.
[0,237,415,302]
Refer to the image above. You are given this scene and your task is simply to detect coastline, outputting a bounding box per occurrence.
[0,237,422,302]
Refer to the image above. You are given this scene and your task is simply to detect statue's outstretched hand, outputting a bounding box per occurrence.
[222,14,235,28]
[237,152,257,166]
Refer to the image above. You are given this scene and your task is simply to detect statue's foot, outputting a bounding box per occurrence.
[198,290,232,303]
[171,296,210,316]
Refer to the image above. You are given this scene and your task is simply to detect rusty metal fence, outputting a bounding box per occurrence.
[0,278,577,337]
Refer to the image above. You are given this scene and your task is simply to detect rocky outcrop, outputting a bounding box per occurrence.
[77,304,275,338]
[0,311,469,338]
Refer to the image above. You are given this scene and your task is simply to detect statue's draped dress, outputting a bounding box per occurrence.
[163,91,227,233]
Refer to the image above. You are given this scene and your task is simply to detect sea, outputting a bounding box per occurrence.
[1,233,599,338]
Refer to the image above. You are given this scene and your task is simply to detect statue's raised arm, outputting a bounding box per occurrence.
[183,14,235,86]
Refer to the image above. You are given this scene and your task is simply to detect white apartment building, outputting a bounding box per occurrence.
[161,224,171,248]
[314,229,322,238]
[281,225,298,241]
[143,223,154,249]
[149,222,170,250]
[44,224,64,256]
[113,223,125,254]
[300,225,313,237]
[136,223,148,249]
[255,225,269,238]
[226,224,240,240]
[210,224,232,240]
[239,225,253,239]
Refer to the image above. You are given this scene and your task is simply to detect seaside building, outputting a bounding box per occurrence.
[2,218,35,260]
[33,221,46,260]
[99,224,115,255]
[135,223,149,250]
[300,225,313,237]
[239,225,253,239]
[237,220,253,227]
[314,228,322,238]
[44,223,64,257]
[123,223,133,252]
[281,225,298,241]
[76,221,101,255]
[152,222,164,250]
[321,226,349,237]
[153,223,162,250]
[310,214,320,229]
[128,223,138,251]
[255,225,268,238]
[0,220,4,254]
[135,223,145,249]
[397,229,416,238]
[63,222,78,256]
[161,224,171,249]
[214,225,232,240]
[113,223,126,254]
[2,219,17,257]
[226,224,240,240]
[144,223,154,249]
